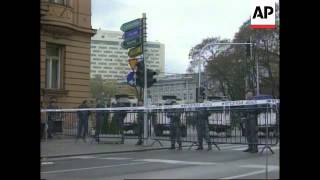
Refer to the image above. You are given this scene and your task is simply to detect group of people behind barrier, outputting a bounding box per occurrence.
[41,91,278,154]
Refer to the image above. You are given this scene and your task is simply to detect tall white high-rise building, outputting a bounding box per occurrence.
[90,29,165,80]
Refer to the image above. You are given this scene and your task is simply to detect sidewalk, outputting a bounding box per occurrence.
[41,136,175,158]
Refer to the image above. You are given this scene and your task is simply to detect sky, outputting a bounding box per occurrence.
[91,0,253,74]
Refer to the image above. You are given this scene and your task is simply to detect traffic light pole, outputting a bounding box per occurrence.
[142,13,148,146]
[197,58,201,103]
[251,36,259,96]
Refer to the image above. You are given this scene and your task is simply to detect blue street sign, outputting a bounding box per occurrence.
[121,37,142,49]
[127,71,135,86]
[123,27,141,40]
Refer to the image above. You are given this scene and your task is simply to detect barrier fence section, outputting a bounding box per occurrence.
[41,99,279,150]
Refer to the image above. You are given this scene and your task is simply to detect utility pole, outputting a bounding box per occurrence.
[142,13,148,146]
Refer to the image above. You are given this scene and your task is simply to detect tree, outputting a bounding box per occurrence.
[188,37,230,72]
[232,3,280,98]
[187,3,280,99]
[90,75,117,104]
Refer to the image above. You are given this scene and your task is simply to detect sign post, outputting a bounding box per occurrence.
[120,13,148,145]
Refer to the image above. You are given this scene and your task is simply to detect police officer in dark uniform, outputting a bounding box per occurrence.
[112,95,129,144]
[77,100,90,142]
[136,100,144,145]
[164,96,183,150]
[95,98,105,143]
[243,90,259,153]
[196,98,212,150]
[47,98,59,139]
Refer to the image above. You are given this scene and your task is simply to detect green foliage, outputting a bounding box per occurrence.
[90,76,117,103]
[188,4,279,99]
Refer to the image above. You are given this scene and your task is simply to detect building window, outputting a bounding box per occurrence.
[145,43,160,48]
[46,44,62,89]
[49,0,65,5]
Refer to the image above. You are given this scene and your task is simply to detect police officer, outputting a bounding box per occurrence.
[164,97,183,150]
[243,90,258,153]
[77,100,90,142]
[47,98,59,139]
[136,100,144,145]
[95,98,105,143]
[196,98,212,151]
[112,95,129,144]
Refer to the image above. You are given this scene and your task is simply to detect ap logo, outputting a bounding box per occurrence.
[251,0,276,28]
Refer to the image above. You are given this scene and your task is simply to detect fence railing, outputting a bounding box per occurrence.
[41,99,279,150]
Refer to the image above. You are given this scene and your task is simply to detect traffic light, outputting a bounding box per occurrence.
[196,87,205,102]
[200,87,205,98]
[147,69,157,88]
[135,61,157,88]
[135,61,144,88]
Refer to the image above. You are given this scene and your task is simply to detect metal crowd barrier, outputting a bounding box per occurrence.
[41,99,279,151]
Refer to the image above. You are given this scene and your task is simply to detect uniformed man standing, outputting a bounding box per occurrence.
[112,95,129,144]
[136,100,144,145]
[164,96,183,150]
[196,98,212,151]
[95,98,105,143]
[47,98,59,139]
[243,90,259,153]
[77,100,90,142]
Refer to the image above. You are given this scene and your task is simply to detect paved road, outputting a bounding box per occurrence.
[41,144,279,179]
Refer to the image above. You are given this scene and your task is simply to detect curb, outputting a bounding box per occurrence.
[41,145,194,159]
[41,147,170,159]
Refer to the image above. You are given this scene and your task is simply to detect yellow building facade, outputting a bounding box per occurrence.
[40,0,96,108]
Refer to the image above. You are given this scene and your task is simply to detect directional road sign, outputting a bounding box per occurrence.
[120,18,142,32]
[128,45,143,58]
[128,58,138,69]
[123,27,141,40]
[121,38,142,49]
[127,71,135,86]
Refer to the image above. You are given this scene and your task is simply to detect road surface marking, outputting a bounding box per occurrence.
[44,152,135,161]
[41,162,54,165]
[240,164,279,169]
[219,168,278,179]
[41,162,150,174]
[219,169,269,179]
[233,146,279,151]
[99,157,133,160]
[69,155,97,159]
[219,145,248,150]
[219,164,279,179]
[134,159,217,165]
